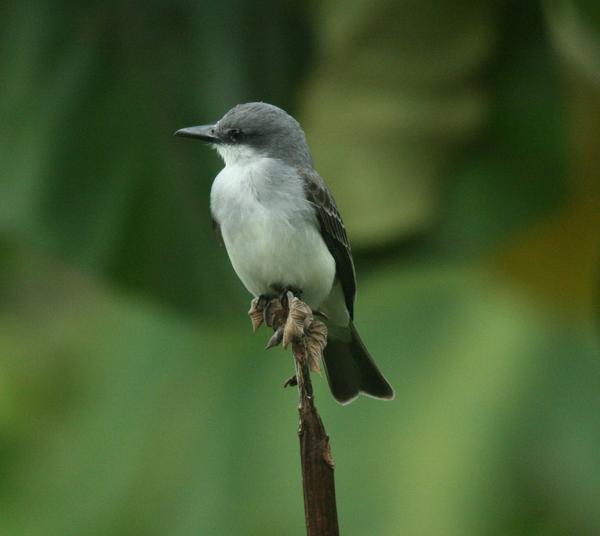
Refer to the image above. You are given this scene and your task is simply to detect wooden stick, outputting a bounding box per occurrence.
[294,343,339,536]
[250,293,340,535]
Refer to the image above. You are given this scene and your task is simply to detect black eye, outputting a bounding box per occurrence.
[227,128,243,143]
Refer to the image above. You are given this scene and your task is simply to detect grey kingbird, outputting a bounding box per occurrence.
[175,102,394,404]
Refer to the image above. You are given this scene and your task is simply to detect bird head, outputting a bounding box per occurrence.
[175,102,312,167]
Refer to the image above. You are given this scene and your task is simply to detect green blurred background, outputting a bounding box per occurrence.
[1,1,599,534]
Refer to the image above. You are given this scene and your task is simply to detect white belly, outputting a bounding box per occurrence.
[210,157,336,309]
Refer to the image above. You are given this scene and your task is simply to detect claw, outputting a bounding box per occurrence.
[266,328,283,349]
[312,309,328,321]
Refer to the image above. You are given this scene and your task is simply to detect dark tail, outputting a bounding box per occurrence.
[322,321,394,405]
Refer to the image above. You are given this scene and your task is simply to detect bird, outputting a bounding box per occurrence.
[175,102,394,404]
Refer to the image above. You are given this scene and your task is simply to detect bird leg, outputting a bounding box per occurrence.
[257,294,271,309]
[269,284,303,305]
[279,286,303,304]
[257,294,275,326]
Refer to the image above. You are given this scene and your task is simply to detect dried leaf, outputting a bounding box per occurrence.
[283,297,312,348]
[248,298,264,332]
[306,320,327,373]
[283,375,298,388]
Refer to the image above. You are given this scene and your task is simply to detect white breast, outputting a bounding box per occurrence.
[210,154,336,309]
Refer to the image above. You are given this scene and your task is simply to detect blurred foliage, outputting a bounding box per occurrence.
[1,1,599,535]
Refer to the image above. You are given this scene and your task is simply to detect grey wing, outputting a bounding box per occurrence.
[303,171,356,319]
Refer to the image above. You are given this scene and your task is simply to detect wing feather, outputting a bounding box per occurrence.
[303,171,356,319]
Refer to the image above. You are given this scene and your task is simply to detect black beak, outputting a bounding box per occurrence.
[174,124,221,143]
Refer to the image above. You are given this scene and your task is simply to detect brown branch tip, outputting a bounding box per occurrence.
[248,292,327,374]
[248,293,339,536]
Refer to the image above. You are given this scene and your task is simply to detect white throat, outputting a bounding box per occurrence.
[215,143,265,167]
